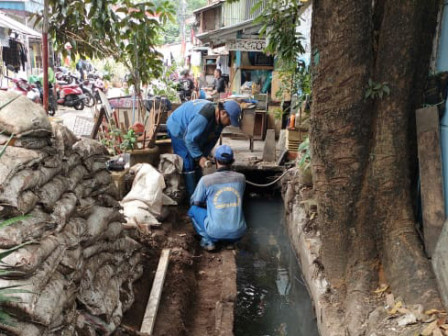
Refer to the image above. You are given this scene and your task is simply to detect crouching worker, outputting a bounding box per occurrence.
[167,99,242,197]
[188,145,247,251]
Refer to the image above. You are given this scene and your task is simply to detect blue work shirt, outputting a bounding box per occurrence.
[167,100,223,159]
[191,168,247,240]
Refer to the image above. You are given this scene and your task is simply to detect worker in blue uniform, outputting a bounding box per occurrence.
[166,99,242,197]
[188,145,247,251]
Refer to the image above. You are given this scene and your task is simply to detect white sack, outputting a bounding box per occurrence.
[121,163,165,217]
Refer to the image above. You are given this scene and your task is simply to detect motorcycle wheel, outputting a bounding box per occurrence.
[74,100,85,110]
[84,92,95,107]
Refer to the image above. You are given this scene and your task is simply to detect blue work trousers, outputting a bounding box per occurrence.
[188,205,239,244]
[169,132,202,197]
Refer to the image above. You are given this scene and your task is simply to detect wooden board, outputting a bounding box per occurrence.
[141,248,171,335]
[416,106,445,256]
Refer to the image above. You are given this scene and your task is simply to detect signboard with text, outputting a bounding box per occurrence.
[226,39,266,52]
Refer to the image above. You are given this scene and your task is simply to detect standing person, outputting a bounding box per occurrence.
[166,99,242,197]
[178,69,195,101]
[208,69,226,98]
[188,145,247,251]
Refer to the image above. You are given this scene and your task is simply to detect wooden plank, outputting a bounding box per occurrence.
[141,248,171,335]
[416,106,445,256]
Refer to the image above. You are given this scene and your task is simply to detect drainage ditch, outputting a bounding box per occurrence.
[234,168,318,335]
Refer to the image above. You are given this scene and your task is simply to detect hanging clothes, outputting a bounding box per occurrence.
[3,38,26,72]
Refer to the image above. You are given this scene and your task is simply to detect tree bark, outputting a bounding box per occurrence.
[311,0,442,314]
[310,0,373,285]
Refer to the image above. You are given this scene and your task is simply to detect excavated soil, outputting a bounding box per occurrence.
[116,206,237,336]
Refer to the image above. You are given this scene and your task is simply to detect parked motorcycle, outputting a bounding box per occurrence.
[6,76,41,104]
[56,81,86,110]
[35,81,57,116]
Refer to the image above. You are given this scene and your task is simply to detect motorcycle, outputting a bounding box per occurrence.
[56,81,86,110]
[35,81,57,116]
[6,76,41,104]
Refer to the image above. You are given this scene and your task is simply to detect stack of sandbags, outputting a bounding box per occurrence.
[0,92,142,336]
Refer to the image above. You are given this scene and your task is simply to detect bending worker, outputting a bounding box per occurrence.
[167,99,242,197]
[188,145,247,251]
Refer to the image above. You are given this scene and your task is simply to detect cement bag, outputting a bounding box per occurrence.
[121,200,161,229]
[73,138,109,158]
[122,163,165,216]
[0,146,46,190]
[0,206,56,248]
[0,91,52,137]
[158,153,184,202]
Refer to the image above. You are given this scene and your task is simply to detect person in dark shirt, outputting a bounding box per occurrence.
[209,69,226,96]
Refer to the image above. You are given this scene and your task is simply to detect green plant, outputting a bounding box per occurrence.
[365,79,390,99]
[298,136,311,170]
[268,107,283,121]
[37,0,175,90]
[120,129,138,152]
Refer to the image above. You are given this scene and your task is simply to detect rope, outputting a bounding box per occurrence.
[245,169,291,188]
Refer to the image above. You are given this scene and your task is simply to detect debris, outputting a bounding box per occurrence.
[396,313,417,326]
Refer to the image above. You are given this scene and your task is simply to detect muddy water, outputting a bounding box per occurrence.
[235,196,318,336]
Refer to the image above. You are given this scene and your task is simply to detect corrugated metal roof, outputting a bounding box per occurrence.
[193,0,224,15]
[0,10,41,37]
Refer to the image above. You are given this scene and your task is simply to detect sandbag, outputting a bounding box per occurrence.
[0,235,64,277]
[121,163,165,218]
[83,207,124,245]
[121,200,161,228]
[51,123,79,157]
[158,153,184,202]
[37,175,69,211]
[66,165,88,191]
[61,153,82,176]
[0,206,55,248]
[73,138,109,158]
[0,91,52,137]
[0,190,39,216]
[0,319,45,336]
[82,236,141,259]
[51,193,78,232]
[0,250,68,319]
[83,156,108,173]
[0,146,46,191]
[0,133,51,149]
[39,166,62,187]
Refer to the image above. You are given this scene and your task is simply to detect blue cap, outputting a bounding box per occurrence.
[214,145,234,163]
[223,100,242,127]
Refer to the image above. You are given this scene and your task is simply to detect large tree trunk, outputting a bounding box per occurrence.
[310,0,442,324]
[310,0,373,285]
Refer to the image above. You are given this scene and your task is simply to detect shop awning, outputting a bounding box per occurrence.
[0,11,41,38]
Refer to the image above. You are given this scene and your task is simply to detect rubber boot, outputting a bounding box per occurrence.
[183,171,197,198]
